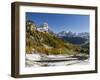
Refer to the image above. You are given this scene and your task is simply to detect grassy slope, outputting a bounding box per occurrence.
[26,29,82,55]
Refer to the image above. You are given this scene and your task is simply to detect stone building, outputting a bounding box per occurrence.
[37,22,49,33]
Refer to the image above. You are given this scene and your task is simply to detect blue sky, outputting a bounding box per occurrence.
[26,12,90,33]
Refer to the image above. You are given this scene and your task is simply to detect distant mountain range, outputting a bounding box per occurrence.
[57,31,89,39]
[56,31,89,45]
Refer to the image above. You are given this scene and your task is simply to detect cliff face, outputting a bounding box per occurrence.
[26,20,49,33]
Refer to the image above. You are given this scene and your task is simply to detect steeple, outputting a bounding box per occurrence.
[42,22,48,31]
[37,22,49,33]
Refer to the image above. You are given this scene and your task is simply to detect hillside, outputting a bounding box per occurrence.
[60,36,87,44]
[26,20,89,55]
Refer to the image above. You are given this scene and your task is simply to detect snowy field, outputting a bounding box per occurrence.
[26,53,89,67]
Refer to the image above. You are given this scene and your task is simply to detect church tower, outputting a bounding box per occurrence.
[37,22,49,32]
[42,22,48,32]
